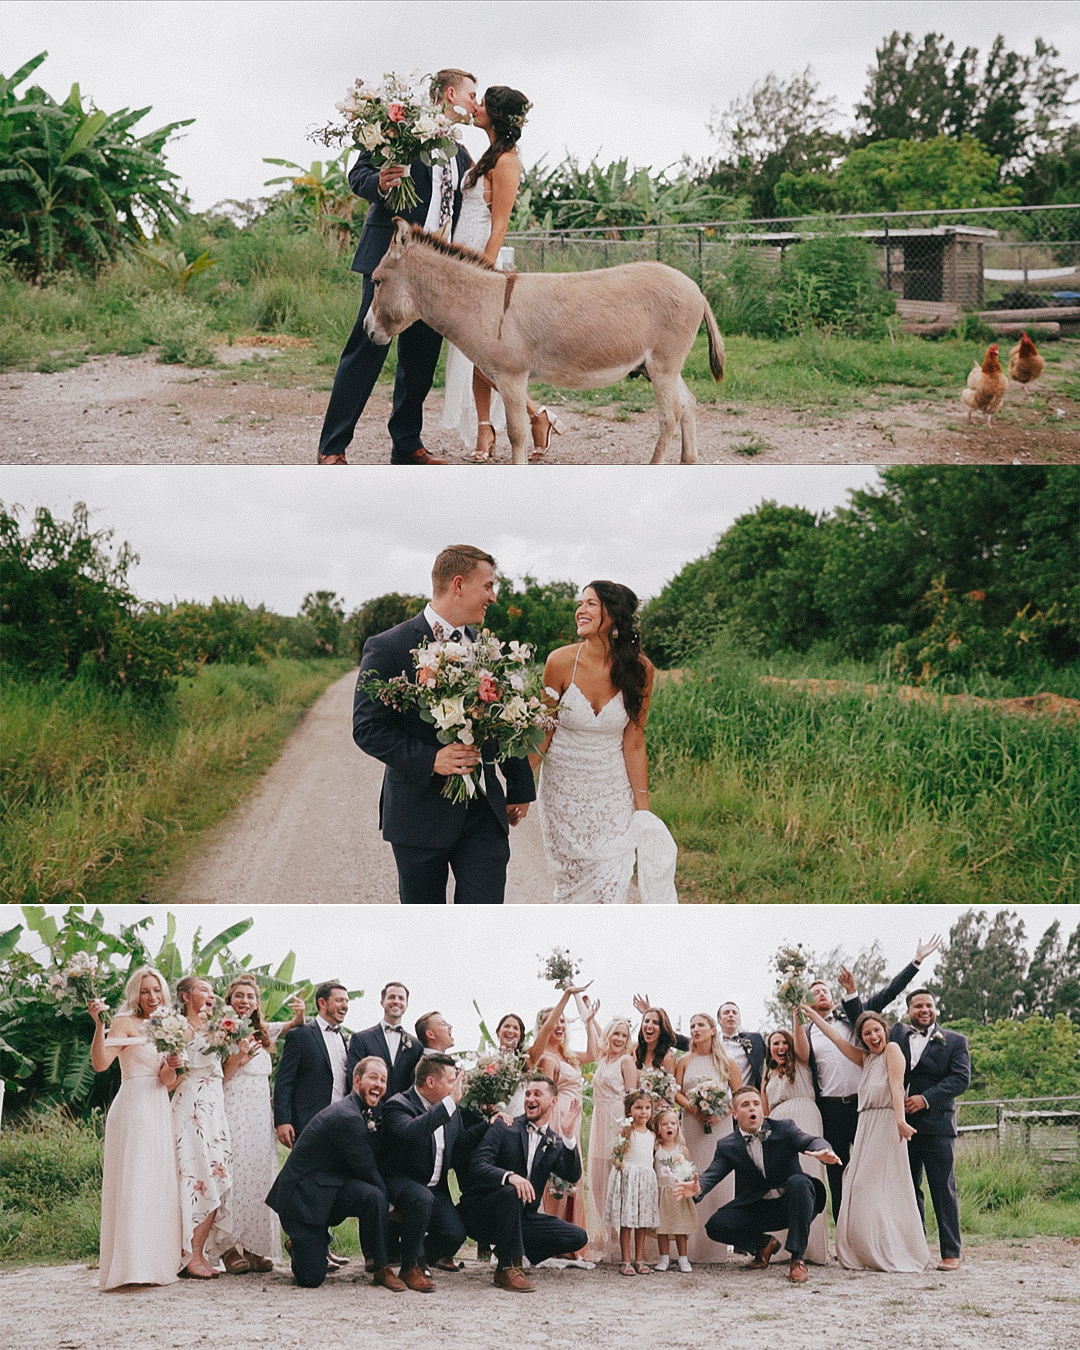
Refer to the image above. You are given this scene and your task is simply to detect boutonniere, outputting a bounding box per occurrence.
[931,1030,946,1045]
[758,1121,772,1141]
[366,1117,379,1133]
[740,1037,754,1054]
[400,1033,413,1050]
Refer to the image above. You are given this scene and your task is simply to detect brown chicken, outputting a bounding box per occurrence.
[1007,331,1045,393]
[961,343,1009,425]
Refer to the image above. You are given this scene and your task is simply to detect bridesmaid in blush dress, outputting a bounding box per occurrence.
[763,1023,829,1265]
[89,967,183,1291]
[803,1007,931,1273]
[586,1018,639,1262]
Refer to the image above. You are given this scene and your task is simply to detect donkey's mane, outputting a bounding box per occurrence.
[407,224,497,271]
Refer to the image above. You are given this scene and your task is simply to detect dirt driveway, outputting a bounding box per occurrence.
[3,349,1077,464]
[2,1239,1077,1350]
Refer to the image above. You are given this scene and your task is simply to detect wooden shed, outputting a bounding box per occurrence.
[861,226,998,308]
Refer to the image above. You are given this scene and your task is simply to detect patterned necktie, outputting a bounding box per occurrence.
[438,162,454,235]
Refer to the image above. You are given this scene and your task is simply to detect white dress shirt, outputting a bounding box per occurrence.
[502,1123,576,1187]
[424,603,471,643]
[382,1022,402,1067]
[907,1024,938,1070]
[422,157,460,236]
[722,1034,752,1084]
[741,1129,781,1200]
[317,1015,347,1102]
[809,1007,863,1098]
[427,1096,458,1187]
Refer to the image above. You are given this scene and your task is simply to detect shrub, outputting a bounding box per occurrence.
[774,234,896,337]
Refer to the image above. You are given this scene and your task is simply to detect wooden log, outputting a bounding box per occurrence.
[988,322,1060,339]
[976,306,1080,323]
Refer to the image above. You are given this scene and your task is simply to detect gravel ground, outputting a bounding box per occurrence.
[3,350,1077,464]
[2,1240,1077,1350]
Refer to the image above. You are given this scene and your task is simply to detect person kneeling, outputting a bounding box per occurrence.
[683,1086,839,1284]
[458,1074,587,1292]
[266,1057,405,1290]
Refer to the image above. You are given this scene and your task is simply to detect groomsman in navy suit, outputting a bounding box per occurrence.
[803,936,941,1218]
[890,990,971,1271]
[717,1002,767,1089]
[346,981,423,1099]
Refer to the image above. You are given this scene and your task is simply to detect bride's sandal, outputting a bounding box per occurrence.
[528,406,562,462]
[471,421,496,463]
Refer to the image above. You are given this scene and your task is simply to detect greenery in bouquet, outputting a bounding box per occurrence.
[686,1078,730,1133]
[538,946,582,991]
[639,1066,678,1105]
[201,1005,253,1061]
[45,950,107,1019]
[144,1007,188,1059]
[361,631,554,805]
[772,942,814,1012]
[311,70,464,212]
[460,1049,525,1113]
[611,1117,634,1170]
[657,1153,698,1185]
[547,1172,578,1199]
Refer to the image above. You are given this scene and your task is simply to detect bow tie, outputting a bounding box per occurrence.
[383,1024,401,1035]
[741,1129,767,1142]
[722,1034,743,1042]
[435,625,463,642]
[322,1024,344,1037]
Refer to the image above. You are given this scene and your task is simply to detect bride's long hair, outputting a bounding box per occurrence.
[464,86,531,190]
[586,580,651,725]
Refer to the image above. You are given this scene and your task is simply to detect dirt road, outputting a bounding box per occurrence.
[2,1240,1077,1350]
[3,349,1077,463]
[174,670,553,904]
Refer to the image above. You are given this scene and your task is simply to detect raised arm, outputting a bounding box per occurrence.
[621,659,655,813]
[792,1008,810,1064]
[88,1000,121,1072]
[801,1005,865,1066]
[525,984,590,1069]
[581,995,601,1064]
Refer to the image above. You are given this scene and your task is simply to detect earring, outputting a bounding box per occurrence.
[611,627,619,638]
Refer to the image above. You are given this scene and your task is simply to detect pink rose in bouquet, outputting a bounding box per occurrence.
[478,674,500,703]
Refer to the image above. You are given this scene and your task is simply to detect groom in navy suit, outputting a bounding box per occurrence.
[890,990,971,1271]
[345,981,424,1098]
[317,68,477,464]
[273,981,351,1146]
[689,1086,839,1284]
[353,545,535,904]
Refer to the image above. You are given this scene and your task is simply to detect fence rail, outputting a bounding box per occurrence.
[956,1096,1080,1164]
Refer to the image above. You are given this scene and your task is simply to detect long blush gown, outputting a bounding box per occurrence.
[586,1054,634,1261]
[765,1063,829,1264]
[542,1056,587,1244]
[98,1036,183,1289]
[681,1053,735,1263]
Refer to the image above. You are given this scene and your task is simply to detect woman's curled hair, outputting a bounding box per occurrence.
[586,580,650,724]
[465,86,531,189]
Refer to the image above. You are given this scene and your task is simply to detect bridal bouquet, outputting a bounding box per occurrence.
[361,631,554,805]
[539,947,582,991]
[46,950,106,1018]
[773,942,814,1012]
[639,1066,678,1106]
[686,1079,729,1133]
[202,1006,253,1062]
[144,1008,188,1060]
[312,71,464,212]
[460,1049,525,1113]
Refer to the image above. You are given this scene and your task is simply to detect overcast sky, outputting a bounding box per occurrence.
[16,902,1074,1041]
[4,2,1078,210]
[0,465,877,612]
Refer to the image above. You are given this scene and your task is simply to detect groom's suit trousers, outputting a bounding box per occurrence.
[705,1172,821,1260]
[317,276,444,460]
[283,1179,389,1287]
[460,1185,587,1267]
[392,793,511,904]
[908,1134,962,1259]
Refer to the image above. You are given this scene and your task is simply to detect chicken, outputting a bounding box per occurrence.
[961,343,1009,425]
[1007,331,1045,393]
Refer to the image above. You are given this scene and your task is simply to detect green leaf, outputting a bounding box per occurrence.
[60,109,107,163]
[0,925,24,957]
[22,905,59,946]
[195,919,254,971]
[0,51,48,102]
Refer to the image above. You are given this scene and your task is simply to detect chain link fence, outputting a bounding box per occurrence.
[956,1096,1080,1167]
[506,204,1080,330]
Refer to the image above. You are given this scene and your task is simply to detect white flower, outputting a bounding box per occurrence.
[500,694,529,723]
[359,124,386,151]
[509,673,525,691]
[508,642,530,663]
[432,695,467,730]
[415,114,438,138]
[442,641,469,661]
[458,722,475,746]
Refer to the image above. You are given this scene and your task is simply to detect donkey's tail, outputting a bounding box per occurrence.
[702,297,726,382]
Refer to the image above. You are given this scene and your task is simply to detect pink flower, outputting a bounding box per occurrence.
[193,1180,207,1197]
[478,675,500,703]
[417,667,436,687]
[483,1063,498,1076]
[387,102,406,123]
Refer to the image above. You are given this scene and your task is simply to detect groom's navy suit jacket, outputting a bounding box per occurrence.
[266,1092,385,1228]
[889,1023,971,1137]
[345,1021,424,1100]
[459,1116,582,1212]
[353,613,536,851]
[349,145,474,276]
[696,1117,828,1209]
[272,1021,341,1139]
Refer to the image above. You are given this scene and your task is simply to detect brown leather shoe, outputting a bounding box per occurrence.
[391,447,447,465]
[937,1257,961,1271]
[373,1265,407,1291]
[789,1258,809,1283]
[493,1264,535,1292]
[317,451,349,464]
[433,1256,464,1272]
[400,1265,436,1293]
[748,1236,782,1269]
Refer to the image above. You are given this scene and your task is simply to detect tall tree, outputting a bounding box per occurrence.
[930,909,1029,1023]
[299,590,345,655]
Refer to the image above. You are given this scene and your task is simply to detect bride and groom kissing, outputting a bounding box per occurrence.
[318,67,558,466]
[352,544,678,904]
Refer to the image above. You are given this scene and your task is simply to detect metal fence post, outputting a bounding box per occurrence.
[698,228,704,286]
[884,219,891,292]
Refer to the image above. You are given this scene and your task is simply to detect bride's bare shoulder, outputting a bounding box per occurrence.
[544,644,579,670]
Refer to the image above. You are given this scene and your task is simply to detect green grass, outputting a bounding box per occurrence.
[647,639,1079,903]
[0,658,352,904]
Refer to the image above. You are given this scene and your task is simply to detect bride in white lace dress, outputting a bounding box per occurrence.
[533,582,678,903]
[441,85,560,462]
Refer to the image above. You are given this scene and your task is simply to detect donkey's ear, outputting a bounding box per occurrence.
[387,218,412,259]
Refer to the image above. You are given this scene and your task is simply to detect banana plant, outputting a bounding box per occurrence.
[135,241,215,293]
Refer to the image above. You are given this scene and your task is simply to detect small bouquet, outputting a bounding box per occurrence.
[46,950,106,1018]
[460,1049,525,1113]
[361,631,554,804]
[546,1171,578,1200]
[312,70,464,212]
[611,1118,634,1170]
[639,1066,678,1106]
[657,1152,698,1186]
[773,942,814,1012]
[202,1005,253,1062]
[686,1079,730,1133]
[539,947,581,991]
[144,1008,188,1060]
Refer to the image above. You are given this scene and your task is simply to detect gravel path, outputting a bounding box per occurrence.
[173,670,553,904]
[2,1240,1077,1350]
[3,350,1077,464]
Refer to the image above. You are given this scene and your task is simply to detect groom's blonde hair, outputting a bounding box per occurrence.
[432,545,495,596]
[433,68,477,100]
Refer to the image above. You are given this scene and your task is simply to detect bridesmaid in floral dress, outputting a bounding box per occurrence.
[586,1017,639,1262]
[674,1013,740,1263]
[89,967,184,1290]
[529,984,600,1251]
[172,975,234,1278]
[212,978,305,1274]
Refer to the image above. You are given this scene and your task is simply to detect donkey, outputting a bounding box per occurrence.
[364,221,725,464]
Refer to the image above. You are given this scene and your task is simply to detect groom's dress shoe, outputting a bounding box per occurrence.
[317,451,349,464]
[400,1265,436,1293]
[788,1258,809,1283]
[433,1256,464,1272]
[391,447,447,465]
[373,1266,407,1292]
[938,1257,961,1271]
[748,1236,782,1269]
[493,1264,535,1292]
